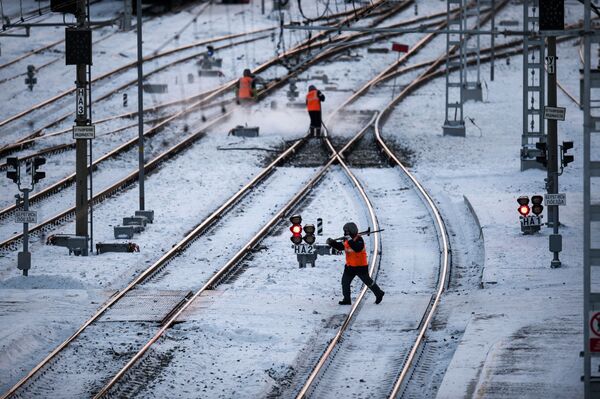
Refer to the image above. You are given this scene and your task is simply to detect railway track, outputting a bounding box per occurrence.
[0,0,423,249]
[0,26,276,146]
[0,2,439,393]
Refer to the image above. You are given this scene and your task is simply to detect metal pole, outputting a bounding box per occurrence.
[546,35,561,268]
[22,189,29,277]
[136,0,145,211]
[490,0,495,81]
[75,0,89,244]
[123,0,132,31]
[583,1,592,396]
[262,0,265,15]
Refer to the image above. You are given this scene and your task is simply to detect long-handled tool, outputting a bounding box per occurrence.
[331,227,385,242]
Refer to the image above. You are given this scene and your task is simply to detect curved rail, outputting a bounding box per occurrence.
[92,112,380,399]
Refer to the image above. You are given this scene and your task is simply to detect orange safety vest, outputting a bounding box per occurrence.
[306,89,321,111]
[343,236,368,267]
[238,76,254,99]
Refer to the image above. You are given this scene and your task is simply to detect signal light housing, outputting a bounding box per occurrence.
[303,224,316,244]
[535,142,548,167]
[561,141,574,168]
[289,214,303,244]
[517,196,530,216]
[6,157,19,184]
[531,195,544,216]
[32,157,46,184]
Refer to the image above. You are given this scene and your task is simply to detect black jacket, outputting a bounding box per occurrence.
[328,235,364,252]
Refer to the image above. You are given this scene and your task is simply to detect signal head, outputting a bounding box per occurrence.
[33,157,46,167]
[518,205,530,216]
[531,195,543,205]
[303,224,315,234]
[290,225,302,235]
[303,224,316,244]
[289,214,302,225]
[517,196,530,206]
[562,141,573,151]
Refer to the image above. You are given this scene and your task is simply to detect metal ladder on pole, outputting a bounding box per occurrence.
[583,1,600,397]
[520,0,546,171]
[462,0,483,102]
[443,0,466,137]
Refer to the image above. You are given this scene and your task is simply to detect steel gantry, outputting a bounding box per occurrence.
[520,0,546,171]
[462,0,483,102]
[583,1,600,397]
[443,0,467,136]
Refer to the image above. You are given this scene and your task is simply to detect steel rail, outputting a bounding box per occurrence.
[0,32,273,156]
[0,26,276,131]
[92,111,379,399]
[1,4,411,393]
[295,1,512,395]
[0,0,388,134]
[0,0,399,233]
[0,124,311,399]
[294,124,382,399]
[1,0,440,159]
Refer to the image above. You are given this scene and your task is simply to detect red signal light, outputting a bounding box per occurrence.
[518,205,530,216]
[289,214,303,244]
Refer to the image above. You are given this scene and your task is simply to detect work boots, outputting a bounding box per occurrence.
[338,299,351,305]
[371,284,385,304]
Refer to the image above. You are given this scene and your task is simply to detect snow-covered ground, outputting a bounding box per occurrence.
[0,0,594,397]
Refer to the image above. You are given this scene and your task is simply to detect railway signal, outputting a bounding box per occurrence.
[535,141,548,168]
[289,214,303,244]
[517,196,530,216]
[303,224,316,244]
[5,156,46,276]
[531,195,544,217]
[32,157,46,184]
[25,65,37,91]
[6,157,19,183]
[561,141,574,168]
[517,195,542,234]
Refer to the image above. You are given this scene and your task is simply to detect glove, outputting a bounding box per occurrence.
[326,238,334,246]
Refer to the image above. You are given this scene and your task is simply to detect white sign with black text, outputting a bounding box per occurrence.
[544,106,566,121]
[15,211,37,224]
[73,125,95,139]
[545,193,566,206]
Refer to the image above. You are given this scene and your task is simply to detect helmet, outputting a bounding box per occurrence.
[308,84,316,91]
[343,222,358,237]
[243,68,252,77]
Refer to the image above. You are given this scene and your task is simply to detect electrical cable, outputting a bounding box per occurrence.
[296,0,330,22]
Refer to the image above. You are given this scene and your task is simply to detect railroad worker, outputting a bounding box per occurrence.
[326,222,385,305]
[306,84,325,137]
[237,68,256,103]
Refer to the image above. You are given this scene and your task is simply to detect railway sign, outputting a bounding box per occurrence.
[73,125,95,139]
[590,312,600,352]
[15,211,37,224]
[546,56,555,74]
[76,87,86,116]
[545,193,566,206]
[293,244,314,254]
[520,215,542,227]
[391,42,409,53]
[543,106,566,121]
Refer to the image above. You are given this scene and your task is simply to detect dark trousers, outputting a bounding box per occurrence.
[308,110,322,135]
[341,265,383,301]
